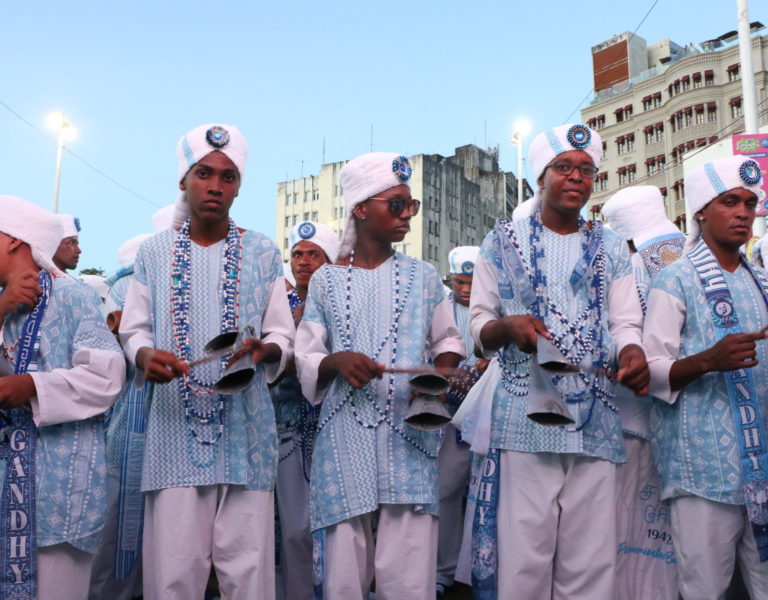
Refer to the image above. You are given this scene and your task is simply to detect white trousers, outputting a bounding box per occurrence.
[142,485,275,600]
[275,445,313,600]
[436,425,470,588]
[671,495,768,600]
[497,450,617,600]
[89,464,142,600]
[39,543,94,600]
[324,505,438,600]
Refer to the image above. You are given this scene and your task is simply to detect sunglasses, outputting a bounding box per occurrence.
[367,197,421,216]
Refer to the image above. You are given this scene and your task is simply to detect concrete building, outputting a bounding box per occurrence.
[275,144,532,276]
[581,24,768,228]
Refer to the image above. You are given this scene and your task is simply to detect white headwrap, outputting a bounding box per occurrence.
[289,221,340,263]
[512,197,537,222]
[602,185,681,248]
[448,246,480,275]
[117,233,151,267]
[0,196,63,274]
[338,152,413,259]
[58,214,80,239]
[152,204,175,232]
[525,124,603,214]
[173,123,248,227]
[684,155,764,253]
[283,263,296,288]
[78,274,110,302]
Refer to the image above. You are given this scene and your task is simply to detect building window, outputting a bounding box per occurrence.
[284,216,290,228]
[693,72,702,89]
[707,103,717,122]
[592,172,608,193]
[730,97,743,119]
[695,105,705,125]
[292,194,298,204]
[618,167,628,186]
[655,123,664,142]
[653,92,662,108]
[627,164,636,183]
[284,237,289,250]
[684,109,693,128]
[285,194,290,206]
[705,70,715,86]
[303,212,310,221]
[727,64,741,81]
[616,136,626,154]
[645,128,654,145]
[311,211,318,221]
[626,133,635,152]
[595,114,605,129]
[292,215,298,226]
[602,141,607,160]
[681,75,691,91]
[642,96,652,111]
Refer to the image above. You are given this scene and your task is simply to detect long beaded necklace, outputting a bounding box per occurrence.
[171,218,242,450]
[499,212,616,429]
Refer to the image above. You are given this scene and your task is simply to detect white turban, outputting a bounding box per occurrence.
[173,123,248,227]
[289,221,340,263]
[117,233,151,267]
[448,246,479,275]
[602,185,681,248]
[283,263,296,288]
[58,214,81,239]
[78,274,110,302]
[152,204,175,232]
[684,155,764,253]
[512,197,537,222]
[0,196,63,274]
[338,152,413,259]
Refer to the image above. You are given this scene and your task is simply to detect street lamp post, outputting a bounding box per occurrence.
[46,112,76,213]
[511,119,532,208]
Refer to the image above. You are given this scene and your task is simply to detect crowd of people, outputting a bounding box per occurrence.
[0,120,766,600]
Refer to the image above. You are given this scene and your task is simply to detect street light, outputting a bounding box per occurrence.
[511,119,531,208]
[46,112,76,213]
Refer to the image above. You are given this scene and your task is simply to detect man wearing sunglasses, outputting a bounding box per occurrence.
[295,152,465,599]
[469,124,648,598]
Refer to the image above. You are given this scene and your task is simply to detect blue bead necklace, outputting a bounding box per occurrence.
[171,218,242,450]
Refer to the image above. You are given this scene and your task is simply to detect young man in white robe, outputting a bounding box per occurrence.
[469,124,649,599]
[643,155,768,599]
[119,123,294,600]
[0,196,125,600]
[295,152,466,599]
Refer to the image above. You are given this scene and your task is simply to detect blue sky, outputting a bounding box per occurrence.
[1,0,762,273]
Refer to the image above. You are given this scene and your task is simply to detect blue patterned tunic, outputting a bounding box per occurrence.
[645,259,768,504]
[471,222,642,463]
[123,228,293,492]
[1,276,124,552]
[296,255,465,531]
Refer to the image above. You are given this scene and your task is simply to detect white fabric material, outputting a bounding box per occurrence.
[436,425,471,588]
[38,543,95,600]
[671,495,768,600]
[602,185,681,247]
[289,221,340,263]
[142,485,275,600]
[78,274,110,301]
[58,214,80,239]
[448,246,479,274]
[117,234,151,267]
[451,357,500,455]
[338,152,411,259]
[29,346,125,427]
[0,195,64,274]
[684,155,764,253]
[512,197,537,221]
[470,252,643,360]
[323,506,438,600]
[275,448,313,600]
[151,204,175,233]
[283,262,296,288]
[528,124,603,182]
[295,294,464,405]
[496,450,617,599]
[119,272,293,384]
[642,287,685,404]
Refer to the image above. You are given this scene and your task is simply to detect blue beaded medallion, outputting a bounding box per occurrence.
[206,126,230,148]
[566,124,591,149]
[392,155,412,181]
[740,159,762,186]
[298,221,316,239]
[74,217,81,232]
[461,260,474,275]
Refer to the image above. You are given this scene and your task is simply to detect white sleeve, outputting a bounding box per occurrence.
[258,277,294,384]
[428,296,467,360]
[607,272,645,358]
[119,278,154,365]
[643,287,685,404]
[295,319,330,406]
[469,253,503,359]
[29,348,126,427]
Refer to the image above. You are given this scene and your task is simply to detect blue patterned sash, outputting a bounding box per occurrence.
[312,528,326,600]
[688,240,768,560]
[114,369,150,579]
[471,448,500,599]
[0,270,51,599]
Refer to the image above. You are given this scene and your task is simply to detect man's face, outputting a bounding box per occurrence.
[290,241,328,290]
[53,236,81,271]
[539,149,595,218]
[354,184,415,244]
[698,187,757,250]
[180,151,241,225]
[450,273,473,307]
